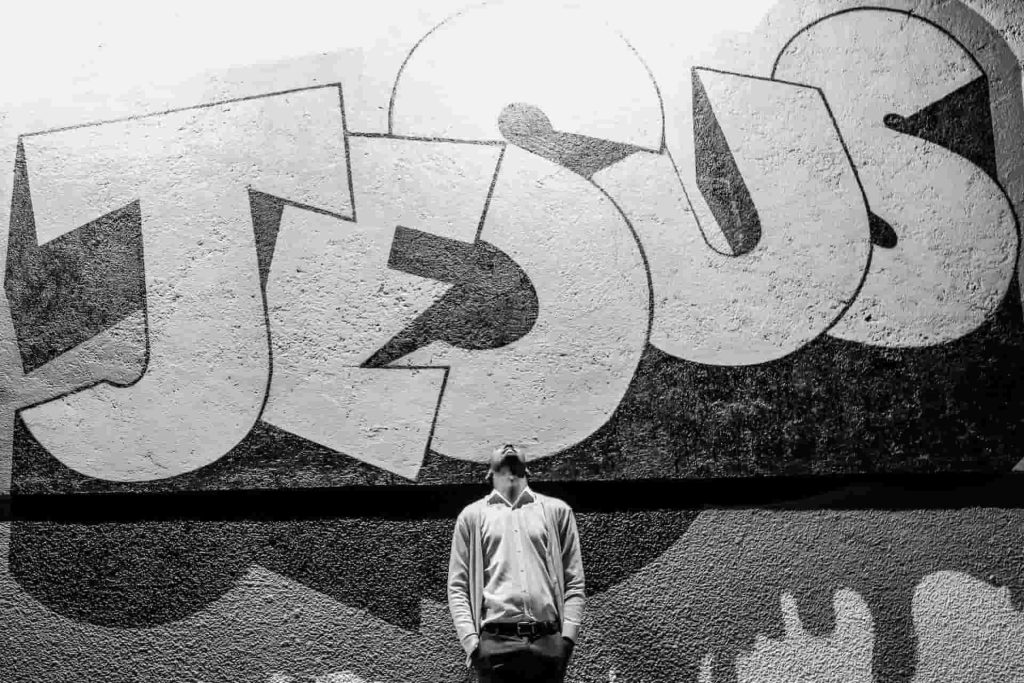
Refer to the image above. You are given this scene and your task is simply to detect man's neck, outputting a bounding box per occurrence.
[494,479,527,504]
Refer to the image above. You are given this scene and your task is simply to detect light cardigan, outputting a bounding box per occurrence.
[448,490,586,662]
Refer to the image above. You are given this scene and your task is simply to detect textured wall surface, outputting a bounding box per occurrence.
[4,507,1024,682]
[3,0,1024,680]
[3,0,1024,489]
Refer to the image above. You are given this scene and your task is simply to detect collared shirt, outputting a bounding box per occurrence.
[480,486,559,625]
[448,489,586,661]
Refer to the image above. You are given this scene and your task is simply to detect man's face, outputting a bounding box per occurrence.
[489,447,527,487]
[491,464,521,487]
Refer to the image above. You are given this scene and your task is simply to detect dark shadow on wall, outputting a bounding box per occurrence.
[6,507,697,630]
[4,141,147,374]
[6,504,1024,683]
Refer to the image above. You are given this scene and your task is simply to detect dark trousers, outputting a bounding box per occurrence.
[473,630,572,683]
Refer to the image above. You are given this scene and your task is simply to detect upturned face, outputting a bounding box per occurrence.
[490,464,521,490]
[488,449,527,488]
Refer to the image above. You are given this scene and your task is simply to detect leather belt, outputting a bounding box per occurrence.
[483,620,560,639]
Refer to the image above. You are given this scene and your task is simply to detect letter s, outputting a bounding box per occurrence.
[775,9,1019,347]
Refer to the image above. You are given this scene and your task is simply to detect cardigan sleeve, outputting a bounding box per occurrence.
[447,507,479,656]
[559,506,586,641]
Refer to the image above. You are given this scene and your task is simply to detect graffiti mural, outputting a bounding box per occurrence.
[2,0,1023,491]
[3,1,1024,683]
[4,507,1024,682]
[0,0,1021,491]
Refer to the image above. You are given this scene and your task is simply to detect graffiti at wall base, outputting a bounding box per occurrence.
[4,508,1024,682]
[3,0,1024,491]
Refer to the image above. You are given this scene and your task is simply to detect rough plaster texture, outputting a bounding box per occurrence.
[4,508,1024,682]
[3,0,1024,681]
[3,0,1024,489]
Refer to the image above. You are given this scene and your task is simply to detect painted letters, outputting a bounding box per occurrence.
[18,87,350,481]
[774,9,1019,347]
[2,0,1023,488]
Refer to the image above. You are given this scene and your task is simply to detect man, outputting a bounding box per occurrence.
[448,444,585,682]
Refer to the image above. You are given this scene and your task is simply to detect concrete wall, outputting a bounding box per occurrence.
[3,0,1024,680]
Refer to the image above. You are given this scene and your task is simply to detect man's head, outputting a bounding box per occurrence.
[487,444,528,486]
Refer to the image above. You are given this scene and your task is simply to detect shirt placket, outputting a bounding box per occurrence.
[512,505,534,621]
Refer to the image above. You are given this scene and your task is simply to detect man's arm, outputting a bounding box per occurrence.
[559,506,585,642]
[448,509,479,658]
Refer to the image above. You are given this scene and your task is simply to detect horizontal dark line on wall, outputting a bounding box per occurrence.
[1,472,1023,522]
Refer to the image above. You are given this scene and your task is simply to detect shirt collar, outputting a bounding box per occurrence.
[486,486,536,509]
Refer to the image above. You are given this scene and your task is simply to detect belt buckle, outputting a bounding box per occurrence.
[515,622,534,637]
